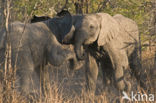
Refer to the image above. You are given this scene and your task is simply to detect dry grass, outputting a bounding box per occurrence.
[0,72,109,103]
[0,47,155,103]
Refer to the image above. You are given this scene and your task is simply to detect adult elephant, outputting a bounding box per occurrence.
[0,10,76,96]
[63,13,141,93]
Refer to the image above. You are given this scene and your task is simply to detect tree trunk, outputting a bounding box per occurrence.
[97,0,110,12]
[85,0,89,13]
[74,0,84,14]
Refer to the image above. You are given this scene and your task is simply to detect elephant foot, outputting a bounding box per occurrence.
[116,75,132,92]
[124,81,131,92]
[86,75,97,94]
[86,82,96,95]
[123,69,132,92]
[117,80,125,91]
[115,69,125,91]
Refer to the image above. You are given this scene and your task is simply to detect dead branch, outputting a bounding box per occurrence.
[97,0,110,12]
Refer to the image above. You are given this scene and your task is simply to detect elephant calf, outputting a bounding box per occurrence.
[63,13,142,94]
[0,11,76,96]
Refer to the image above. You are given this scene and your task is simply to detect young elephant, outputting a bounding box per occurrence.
[0,11,75,96]
[63,13,141,93]
[30,10,79,70]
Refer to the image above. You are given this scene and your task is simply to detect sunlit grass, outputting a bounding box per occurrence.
[0,48,155,103]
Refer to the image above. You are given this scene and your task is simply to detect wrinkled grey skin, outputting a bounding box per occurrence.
[30,11,80,70]
[0,12,75,96]
[30,10,73,43]
[113,14,145,87]
[63,13,141,93]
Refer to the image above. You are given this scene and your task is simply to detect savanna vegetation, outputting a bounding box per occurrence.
[0,0,155,103]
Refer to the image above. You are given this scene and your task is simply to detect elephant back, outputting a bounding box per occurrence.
[113,14,139,56]
[113,14,139,43]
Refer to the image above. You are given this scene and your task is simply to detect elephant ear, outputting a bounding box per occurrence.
[44,10,72,43]
[56,10,73,40]
[63,25,75,44]
[96,13,120,46]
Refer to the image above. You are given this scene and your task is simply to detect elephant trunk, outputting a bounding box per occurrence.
[74,32,86,60]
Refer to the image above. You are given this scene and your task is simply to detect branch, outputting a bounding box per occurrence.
[59,0,69,12]
[97,0,110,12]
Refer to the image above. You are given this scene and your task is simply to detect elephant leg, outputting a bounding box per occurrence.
[130,49,147,89]
[16,53,36,96]
[20,68,35,95]
[85,53,98,94]
[100,53,114,87]
[103,44,131,92]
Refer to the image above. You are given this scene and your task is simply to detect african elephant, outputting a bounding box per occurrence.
[30,10,80,69]
[63,13,141,93]
[0,10,76,96]
[113,14,145,86]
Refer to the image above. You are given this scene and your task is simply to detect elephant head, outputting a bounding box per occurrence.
[29,10,80,70]
[63,13,120,60]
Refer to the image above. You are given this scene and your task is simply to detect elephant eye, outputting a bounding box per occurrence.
[90,25,94,29]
